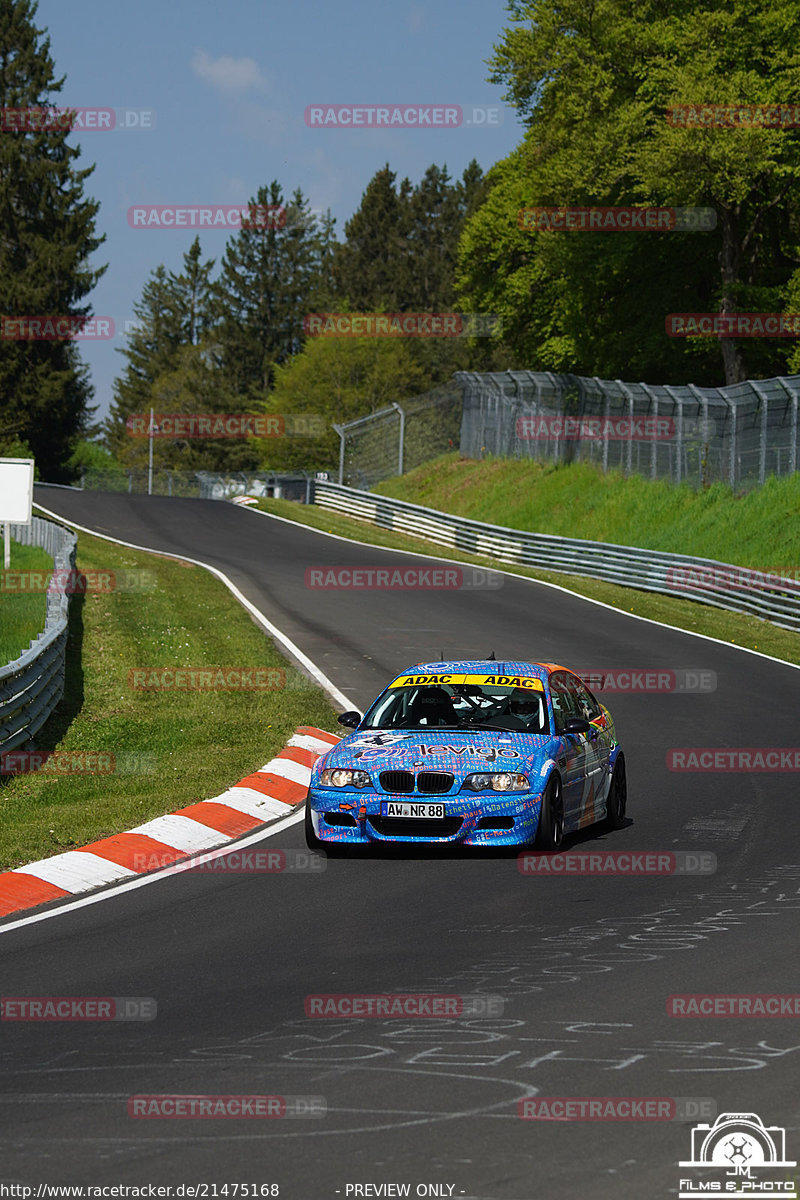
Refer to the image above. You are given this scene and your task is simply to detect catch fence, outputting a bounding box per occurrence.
[330,383,462,490]
[455,370,800,491]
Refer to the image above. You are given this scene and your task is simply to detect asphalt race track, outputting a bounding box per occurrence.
[1,489,799,1198]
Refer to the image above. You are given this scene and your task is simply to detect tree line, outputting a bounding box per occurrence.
[464,0,800,388]
[4,0,800,481]
[105,165,493,477]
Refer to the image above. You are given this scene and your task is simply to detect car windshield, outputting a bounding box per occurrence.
[363,679,550,735]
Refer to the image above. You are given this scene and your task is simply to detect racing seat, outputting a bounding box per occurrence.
[406,687,456,727]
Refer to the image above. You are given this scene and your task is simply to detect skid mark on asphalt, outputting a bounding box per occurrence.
[681,803,752,841]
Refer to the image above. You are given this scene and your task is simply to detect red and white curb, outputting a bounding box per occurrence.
[0,726,341,919]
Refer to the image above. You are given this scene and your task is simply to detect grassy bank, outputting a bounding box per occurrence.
[375,455,800,571]
[0,525,340,870]
[0,541,54,664]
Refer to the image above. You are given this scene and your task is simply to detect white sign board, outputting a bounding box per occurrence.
[0,458,35,524]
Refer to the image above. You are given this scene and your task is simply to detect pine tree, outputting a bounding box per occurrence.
[170,236,215,346]
[0,0,106,480]
[458,158,489,223]
[105,265,185,455]
[402,164,457,311]
[213,181,331,401]
[334,166,412,310]
[105,237,218,454]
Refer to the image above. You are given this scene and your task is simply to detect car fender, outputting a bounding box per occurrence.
[533,757,560,795]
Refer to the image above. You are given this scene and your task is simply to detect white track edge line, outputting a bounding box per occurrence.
[244,501,800,672]
[32,501,355,707]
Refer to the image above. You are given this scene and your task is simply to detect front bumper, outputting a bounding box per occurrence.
[307,787,543,846]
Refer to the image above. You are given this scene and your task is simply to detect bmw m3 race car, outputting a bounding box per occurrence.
[305,659,626,849]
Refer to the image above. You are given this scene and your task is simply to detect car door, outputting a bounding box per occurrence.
[565,672,612,827]
[549,672,586,824]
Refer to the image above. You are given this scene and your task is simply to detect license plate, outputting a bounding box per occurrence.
[380,801,446,819]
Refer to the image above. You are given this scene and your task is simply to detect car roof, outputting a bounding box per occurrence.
[391,660,569,683]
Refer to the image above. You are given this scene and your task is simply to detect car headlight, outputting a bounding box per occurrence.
[319,768,372,789]
[462,772,530,792]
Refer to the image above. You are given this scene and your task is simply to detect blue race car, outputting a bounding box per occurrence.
[304,659,626,850]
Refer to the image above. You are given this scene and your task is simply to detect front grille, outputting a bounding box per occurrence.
[417,772,454,794]
[380,770,415,793]
[369,817,463,839]
[379,770,454,794]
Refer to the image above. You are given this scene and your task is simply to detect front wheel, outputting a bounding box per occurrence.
[534,775,564,851]
[604,753,627,830]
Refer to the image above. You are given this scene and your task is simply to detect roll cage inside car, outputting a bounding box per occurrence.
[361,680,551,735]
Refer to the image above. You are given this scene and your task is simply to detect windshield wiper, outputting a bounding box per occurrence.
[366,725,472,733]
[457,723,516,732]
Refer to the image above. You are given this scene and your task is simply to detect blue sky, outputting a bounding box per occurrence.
[37,0,524,425]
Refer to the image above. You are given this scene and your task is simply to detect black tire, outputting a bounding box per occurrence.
[534,775,564,851]
[604,753,627,830]
[304,798,324,850]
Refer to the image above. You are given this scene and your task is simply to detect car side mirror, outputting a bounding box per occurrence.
[563,717,590,734]
[337,711,362,729]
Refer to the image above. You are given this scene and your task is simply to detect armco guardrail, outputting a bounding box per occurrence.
[313,482,800,632]
[0,517,77,756]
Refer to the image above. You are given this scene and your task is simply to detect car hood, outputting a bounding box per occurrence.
[316,728,557,777]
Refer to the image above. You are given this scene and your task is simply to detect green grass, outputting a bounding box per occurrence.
[374,454,800,571]
[251,490,800,668]
[0,541,53,663]
[0,525,340,870]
